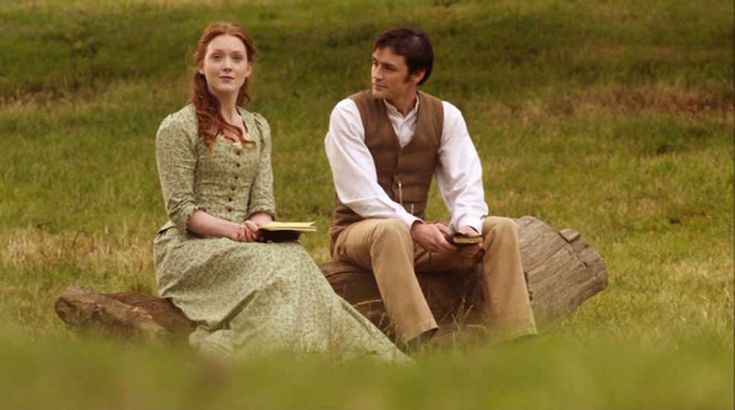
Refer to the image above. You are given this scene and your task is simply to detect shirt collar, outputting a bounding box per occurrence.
[383,94,420,120]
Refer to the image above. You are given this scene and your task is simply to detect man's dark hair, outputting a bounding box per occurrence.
[374,26,433,85]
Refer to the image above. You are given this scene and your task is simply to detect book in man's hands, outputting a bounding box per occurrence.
[445,232,483,247]
[259,222,316,242]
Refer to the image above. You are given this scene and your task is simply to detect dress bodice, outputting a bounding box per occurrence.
[154,104,276,234]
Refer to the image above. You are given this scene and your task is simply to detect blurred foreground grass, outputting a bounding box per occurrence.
[0,0,732,408]
[0,330,731,409]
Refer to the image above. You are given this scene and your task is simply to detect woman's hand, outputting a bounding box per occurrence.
[188,210,264,242]
[247,212,273,228]
[230,221,260,242]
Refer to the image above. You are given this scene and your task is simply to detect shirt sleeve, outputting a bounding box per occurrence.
[247,113,277,219]
[435,101,488,233]
[324,99,420,227]
[155,115,202,233]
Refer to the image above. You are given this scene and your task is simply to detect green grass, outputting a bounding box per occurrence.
[0,0,732,408]
[0,331,731,409]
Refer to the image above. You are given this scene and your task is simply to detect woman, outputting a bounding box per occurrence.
[153,22,406,362]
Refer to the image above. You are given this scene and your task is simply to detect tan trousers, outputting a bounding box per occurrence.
[332,216,537,345]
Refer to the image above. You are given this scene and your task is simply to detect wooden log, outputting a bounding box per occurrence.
[55,286,194,342]
[54,216,607,340]
[323,216,609,329]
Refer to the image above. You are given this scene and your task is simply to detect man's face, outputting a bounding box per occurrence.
[371,47,424,102]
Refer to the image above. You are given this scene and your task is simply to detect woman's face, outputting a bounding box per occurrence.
[199,34,252,99]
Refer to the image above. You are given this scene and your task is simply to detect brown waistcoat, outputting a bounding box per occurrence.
[329,89,444,250]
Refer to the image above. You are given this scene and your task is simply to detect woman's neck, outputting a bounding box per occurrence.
[209,86,240,124]
[220,105,240,125]
[218,95,240,125]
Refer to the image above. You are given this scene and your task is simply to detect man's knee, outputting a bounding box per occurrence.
[360,218,413,265]
[371,218,411,241]
[482,216,518,237]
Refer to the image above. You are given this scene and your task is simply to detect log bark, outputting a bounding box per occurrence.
[55,286,194,342]
[322,216,608,330]
[54,216,607,340]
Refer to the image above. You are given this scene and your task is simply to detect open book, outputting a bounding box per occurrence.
[259,222,316,242]
[446,232,482,246]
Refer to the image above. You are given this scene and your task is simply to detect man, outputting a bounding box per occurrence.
[324,26,536,348]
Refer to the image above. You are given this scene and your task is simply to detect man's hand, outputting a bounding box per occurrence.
[456,226,479,236]
[410,222,456,253]
[454,225,482,258]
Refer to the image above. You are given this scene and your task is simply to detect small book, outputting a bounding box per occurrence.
[259,222,316,242]
[446,232,482,246]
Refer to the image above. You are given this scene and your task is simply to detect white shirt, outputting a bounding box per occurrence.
[324,96,488,233]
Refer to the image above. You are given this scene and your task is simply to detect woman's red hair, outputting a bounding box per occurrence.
[190,22,256,148]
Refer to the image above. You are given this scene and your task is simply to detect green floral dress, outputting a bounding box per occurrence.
[153,105,406,362]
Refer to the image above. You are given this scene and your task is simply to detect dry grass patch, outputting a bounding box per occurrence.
[470,86,733,126]
[1,228,156,337]
[1,228,153,277]
[575,86,732,117]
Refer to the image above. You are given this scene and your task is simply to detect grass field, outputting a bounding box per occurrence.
[0,0,733,408]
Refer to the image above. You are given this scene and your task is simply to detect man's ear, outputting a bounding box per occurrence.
[411,69,426,85]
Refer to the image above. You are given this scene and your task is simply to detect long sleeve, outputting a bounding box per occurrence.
[324,99,420,228]
[247,113,277,219]
[155,116,202,233]
[435,102,488,233]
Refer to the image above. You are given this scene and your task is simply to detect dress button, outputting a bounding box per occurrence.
[236,150,241,156]
[227,207,232,212]
[236,163,240,167]
[228,197,233,202]
[234,175,239,180]
[230,186,236,191]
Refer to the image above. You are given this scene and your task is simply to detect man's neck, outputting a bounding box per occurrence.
[386,91,418,117]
